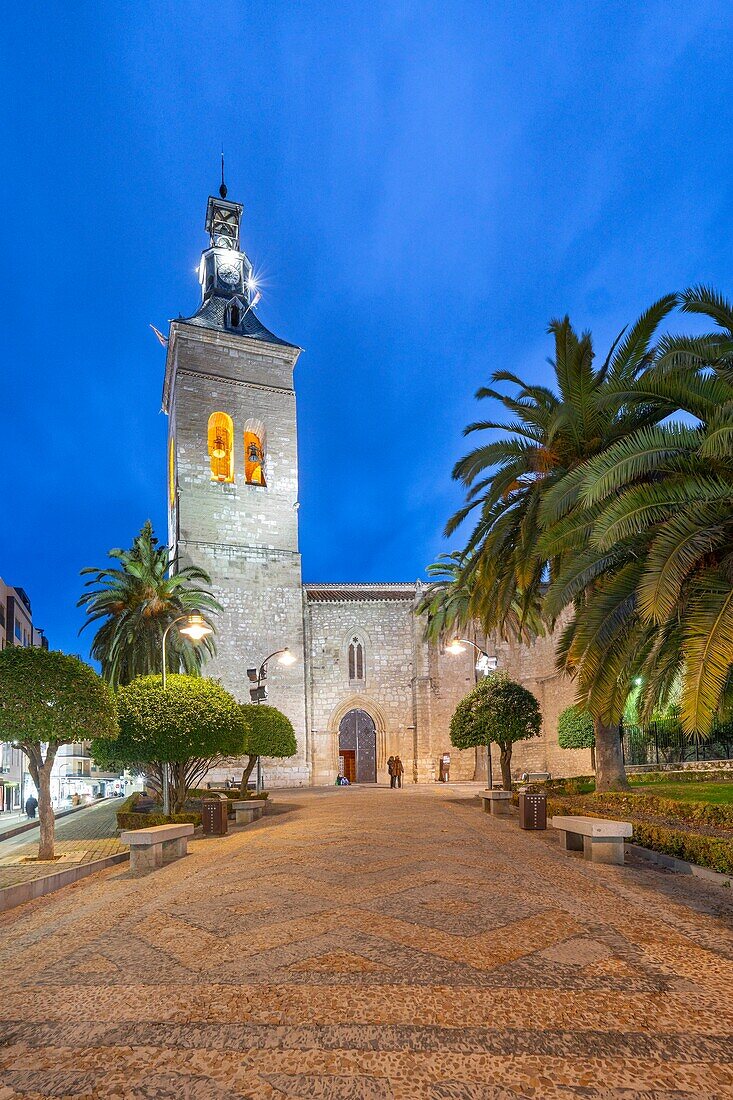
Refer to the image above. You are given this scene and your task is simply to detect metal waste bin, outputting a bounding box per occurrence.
[518,790,547,830]
[202,797,228,836]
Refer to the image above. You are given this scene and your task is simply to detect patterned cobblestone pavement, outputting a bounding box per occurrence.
[0,799,125,889]
[0,785,732,1098]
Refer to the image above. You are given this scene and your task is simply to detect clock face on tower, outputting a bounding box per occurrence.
[218,263,240,287]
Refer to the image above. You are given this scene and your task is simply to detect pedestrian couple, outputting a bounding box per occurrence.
[387,755,404,788]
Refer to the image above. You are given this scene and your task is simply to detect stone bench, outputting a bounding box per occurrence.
[551,815,632,866]
[232,800,266,826]
[478,790,512,816]
[119,823,194,876]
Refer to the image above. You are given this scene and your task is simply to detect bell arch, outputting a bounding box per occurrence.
[207,411,234,483]
[244,417,267,486]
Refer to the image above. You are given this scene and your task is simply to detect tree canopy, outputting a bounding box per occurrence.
[450,672,541,788]
[78,521,220,688]
[237,704,297,793]
[91,674,247,812]
[0,647,117,859]
[557,705,595,750]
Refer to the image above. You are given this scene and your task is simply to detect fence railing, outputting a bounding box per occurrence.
[621,718,733,767]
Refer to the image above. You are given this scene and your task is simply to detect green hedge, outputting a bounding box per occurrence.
[189,788,269,802]
[539,792,733,876]
[117,811,202,830]
[630,821,733,876]
[629,769,733,785]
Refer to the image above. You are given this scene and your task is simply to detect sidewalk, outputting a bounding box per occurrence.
[0,797,109,842]
[0,798,126,891]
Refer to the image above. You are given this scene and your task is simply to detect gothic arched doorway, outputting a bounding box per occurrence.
[338,709,377,784]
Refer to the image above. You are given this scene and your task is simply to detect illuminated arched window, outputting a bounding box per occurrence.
[244,419,266,486]
[168,436,176,505]
[348,636,365,683]
[208,412,234,483]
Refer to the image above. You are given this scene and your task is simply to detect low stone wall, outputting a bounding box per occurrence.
[626,760,733,775]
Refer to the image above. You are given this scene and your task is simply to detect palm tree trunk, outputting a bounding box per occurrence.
[594,720,628,791]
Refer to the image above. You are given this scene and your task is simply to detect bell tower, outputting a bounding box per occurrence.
[162,183,310,786]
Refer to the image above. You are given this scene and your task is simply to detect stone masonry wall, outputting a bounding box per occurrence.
[169,326,310,787]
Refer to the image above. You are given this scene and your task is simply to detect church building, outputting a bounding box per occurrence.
[162,188,585,787]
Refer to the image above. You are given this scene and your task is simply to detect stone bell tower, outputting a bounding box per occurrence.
[162,180,310,786]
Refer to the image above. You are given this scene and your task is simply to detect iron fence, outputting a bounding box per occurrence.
[621,717,733,767]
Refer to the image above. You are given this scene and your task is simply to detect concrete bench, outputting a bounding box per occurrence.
[119,823,194,876]
[520,771,551,783]
[232,800,266,826]
[478,790,512,816]
[551,815,632,866]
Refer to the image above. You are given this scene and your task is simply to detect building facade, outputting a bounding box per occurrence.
[163,190,586,788]
[0,579,48,810]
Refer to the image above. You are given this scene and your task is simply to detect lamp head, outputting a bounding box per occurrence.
[277,648,297,666]
[179,611,213,642]
[446,639,466,655]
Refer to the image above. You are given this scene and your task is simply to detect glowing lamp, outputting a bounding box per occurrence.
[446,639,466,655]
[277,648,297,667]
[179,612,213,643]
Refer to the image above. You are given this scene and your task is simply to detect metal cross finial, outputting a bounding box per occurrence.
[219,148,227,198]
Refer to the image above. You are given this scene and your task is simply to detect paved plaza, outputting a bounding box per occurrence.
[0,785,732,1098]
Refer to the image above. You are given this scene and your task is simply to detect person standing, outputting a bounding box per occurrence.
[394,756,404,789]
[387,756,396,788]
[25,795,38,819]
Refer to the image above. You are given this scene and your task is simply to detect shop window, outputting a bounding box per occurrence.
[348,636,365,682]
[244,419,266,486]
[207,412,234,483]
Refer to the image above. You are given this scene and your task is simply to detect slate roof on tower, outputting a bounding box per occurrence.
[176,295,299,349]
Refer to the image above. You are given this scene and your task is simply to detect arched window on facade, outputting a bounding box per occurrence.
[226,297,244,329]
[207,411,234,483]
[348,636,365,683]
[244,419,266,486]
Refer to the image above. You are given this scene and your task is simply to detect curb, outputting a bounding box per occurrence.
[0,850,129,914]
[628,842,733,888]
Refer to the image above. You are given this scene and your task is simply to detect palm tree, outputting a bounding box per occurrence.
[547,287,733,742]
[445,299,678,789]
[78,521,221,688]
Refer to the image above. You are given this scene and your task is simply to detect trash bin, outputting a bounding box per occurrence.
[202,797,228,836]
[518,790,547,830]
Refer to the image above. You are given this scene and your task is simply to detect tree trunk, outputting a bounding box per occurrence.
[590,744,596,773]
[594,720,628,791]
[499,745,512,790]
[239,755,257,797]
[37,761,56,860]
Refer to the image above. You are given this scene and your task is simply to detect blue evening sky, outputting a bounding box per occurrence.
[0,1,731,657]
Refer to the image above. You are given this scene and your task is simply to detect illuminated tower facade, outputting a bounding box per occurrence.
[162,186,310,785]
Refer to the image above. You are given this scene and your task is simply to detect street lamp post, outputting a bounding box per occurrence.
[160,611,213,815]
[246,648,297,793]
[446,637,498,789]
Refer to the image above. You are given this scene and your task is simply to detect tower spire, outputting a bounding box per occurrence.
[219,149,227,199]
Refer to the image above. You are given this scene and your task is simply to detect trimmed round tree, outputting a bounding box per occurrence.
[557,705,596,770]
[450,672,542,789]
[238,704,297,794]
[0,647,117,859]
[91,674,247,813]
